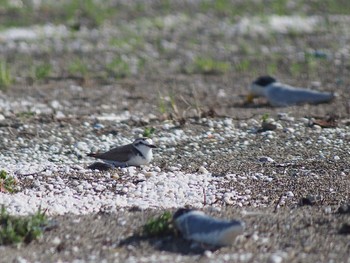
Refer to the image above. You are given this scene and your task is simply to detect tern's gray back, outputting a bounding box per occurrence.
[268,83,334,106]
[177,213,242,237]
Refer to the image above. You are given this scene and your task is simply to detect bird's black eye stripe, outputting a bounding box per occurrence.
[135,141,146,146]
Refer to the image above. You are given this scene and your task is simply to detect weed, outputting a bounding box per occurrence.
[0,61,12,90]
[261,113,269,122]
[267,61,278,75]
[0,170,16,193]
[68,59,89,78]
[34,63,52,81]
[62,0,113,27]
[143,127,156,138]
[290,61,303,77]
[0,206,48,245]
[187,57,230,75]
[142,211,174,237]
[271,0,288,15]
[157,92,167,115]
[16,111,36,119]
[235,59,250,72]
[110,35,145,52]
[106,57,130,79]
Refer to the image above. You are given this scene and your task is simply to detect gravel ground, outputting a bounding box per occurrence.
[0,1,350,262]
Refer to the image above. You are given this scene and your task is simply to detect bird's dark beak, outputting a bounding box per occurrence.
[148,144,157,148]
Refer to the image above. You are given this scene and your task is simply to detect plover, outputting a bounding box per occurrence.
[248,75,335,107]
[87,137,156,168]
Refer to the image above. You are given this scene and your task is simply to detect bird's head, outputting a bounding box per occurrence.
[247,75,277,102]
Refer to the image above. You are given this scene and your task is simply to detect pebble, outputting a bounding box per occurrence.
[51,237,62,245]
[268,254,283,263]
[259,156,275,163]
[198,166,209,174]
[0,111,347,217]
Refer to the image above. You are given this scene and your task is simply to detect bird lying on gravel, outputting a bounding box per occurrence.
[247,75,335,107]
[173,208,245,246]
[87,137,156,169]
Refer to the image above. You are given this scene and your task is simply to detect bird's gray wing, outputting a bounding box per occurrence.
[177,214,242,237]
[92,144,134,162]
[268,84,334,106]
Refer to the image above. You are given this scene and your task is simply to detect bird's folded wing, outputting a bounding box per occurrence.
[90,144,133,162]
[268,85,334,106]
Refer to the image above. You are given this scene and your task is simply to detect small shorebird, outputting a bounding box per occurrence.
[247,75,335,107]
[173,208,245,246]
[87,137,156,168]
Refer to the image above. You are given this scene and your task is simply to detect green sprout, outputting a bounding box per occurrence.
[68,59,89,78]
[106,57,131,79]
[0,206,48,245]
[262,113,270,122]
[0,170,16,193]
[142,211,174,237]
[34,63,52,81]
[0,61,12,90]
[143,127,156,138]
[186,57,231,75]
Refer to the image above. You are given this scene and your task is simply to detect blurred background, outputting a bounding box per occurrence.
[0,0,349,118]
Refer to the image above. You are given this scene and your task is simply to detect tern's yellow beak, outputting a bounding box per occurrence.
[246,93,256,103]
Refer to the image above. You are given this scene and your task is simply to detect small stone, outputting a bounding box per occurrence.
[204,250,213,258]
[268,254,283,263]
[334,155,340,161]
[95,185,106,192]
[337,204,350,214]
[339,223,350,234]
[285,191,294,197]
[198,166,209,174]
[15,257,28,263]
[259,156,275,163]
[111,173,120,180]
[52,237,61,245]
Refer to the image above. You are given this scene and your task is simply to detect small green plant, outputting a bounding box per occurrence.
[68,59,89,78]
[0,206,48,245]
[62,0,113,27]
[16,111,36,119]
[106,57,130,79]
[267,61,278,75]
[290,61,303,77]
[158,92,168,115]
[0,61,12,90]
[187,57,230,75]
[142,211,174,237]
[271,0,288,15]
[261,113,269,122]
[235,59,250,72]
[143,127,156,138]
[0,170,16,193]
[34,63,52,81]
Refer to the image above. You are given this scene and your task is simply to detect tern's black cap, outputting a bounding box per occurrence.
[173,208,194,220]
[253,75,277,87]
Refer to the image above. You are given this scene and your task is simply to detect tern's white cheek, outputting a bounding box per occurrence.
[249,84,266,97]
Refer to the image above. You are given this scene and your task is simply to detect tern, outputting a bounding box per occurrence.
[87,137,156,168]
[173,208,245,246]
[248,75,335,107]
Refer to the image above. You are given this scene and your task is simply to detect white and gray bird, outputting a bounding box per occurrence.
[248,75,335,107]
[87,137,156,168]
[173,208,245,246]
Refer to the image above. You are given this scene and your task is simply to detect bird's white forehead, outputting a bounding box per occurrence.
[144,138,153,145]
